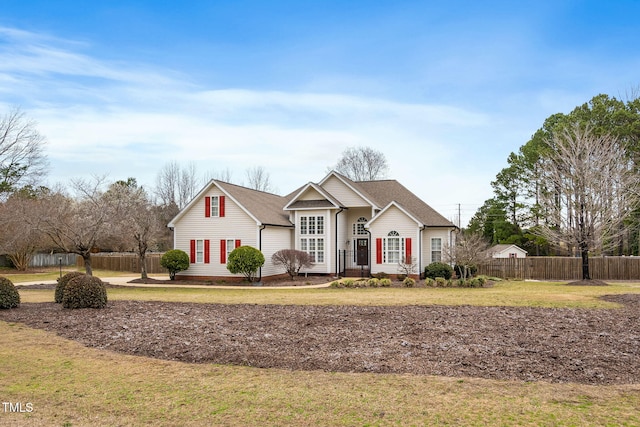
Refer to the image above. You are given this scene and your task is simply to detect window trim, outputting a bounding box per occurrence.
[195,239,205,264]
[300,215,325,236]
[382,231,404,264]
[431,237,442,263]
[210,196,220,217]
[300,237,325,263]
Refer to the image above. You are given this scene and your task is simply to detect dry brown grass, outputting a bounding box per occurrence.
[1,321,639,426]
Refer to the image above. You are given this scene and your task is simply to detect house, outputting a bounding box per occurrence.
[167,171,457,280]
[488,244,527,259]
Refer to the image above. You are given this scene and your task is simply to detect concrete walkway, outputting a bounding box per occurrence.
[17,274,333,290]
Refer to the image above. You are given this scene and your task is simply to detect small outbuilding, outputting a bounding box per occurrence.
[488,244,527,259]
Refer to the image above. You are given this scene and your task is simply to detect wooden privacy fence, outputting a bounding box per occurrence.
[477,256,640,281]
[77,253,168,275]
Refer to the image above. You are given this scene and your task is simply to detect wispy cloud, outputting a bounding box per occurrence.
[0,26,512,224]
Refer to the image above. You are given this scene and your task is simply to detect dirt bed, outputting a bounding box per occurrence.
[1,295,639,385]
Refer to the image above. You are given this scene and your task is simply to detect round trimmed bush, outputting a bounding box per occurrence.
[62,275,107,309]
[227,246,265,282]
[403,277,416,287]
[0,277,20,309]
[55,271,85,304]
[379,278,392,287]
[424,262,454,280]
[161,249,190,280]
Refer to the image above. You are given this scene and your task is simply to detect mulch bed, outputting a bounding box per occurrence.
[2,294,640,385]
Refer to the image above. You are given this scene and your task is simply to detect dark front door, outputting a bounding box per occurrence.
[356,238,369,266]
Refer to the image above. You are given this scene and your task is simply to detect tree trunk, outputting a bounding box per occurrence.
[83,253,93,276]
[140,252,148,280]
[136,234,149,280]
[580,244,590,281]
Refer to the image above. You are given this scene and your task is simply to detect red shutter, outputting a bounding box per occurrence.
[204,239,210,264]
[235,239,241,248]
[205,197,211,218]
[220,196,225,217]
[376,238,382,264]
[405,238,412,263]
[220,240,226,264]
[190,240,196,263]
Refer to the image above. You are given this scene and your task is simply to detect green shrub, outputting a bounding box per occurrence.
[355,280,369,288]
[470,278,482,288]
[372,272,389,279]
[424,262,454,280]
[55,271,85,304]
[329,280,342,288]
[477,277,486,286]
[0,277,20,309]
[379,278,392,287]
[455,264,478,278]
[227,246,265,282]
[161,250,190,280]
[403,277,415,287]
[368,278,380,288]
[62,275,107,309]
[342,279,355,288]
[435,277,447,287]
[424,277,435,287]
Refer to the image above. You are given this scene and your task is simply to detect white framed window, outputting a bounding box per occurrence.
[352,217,368,235]
[210,196,219,217]
[225,239,235,262]
[196,239,204,264]
[301,237,325,263]
[383,231,404,264]
[431,238,442,263]
[300,215,324,235]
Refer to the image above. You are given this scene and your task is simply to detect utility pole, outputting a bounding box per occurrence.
[458,203,461,228]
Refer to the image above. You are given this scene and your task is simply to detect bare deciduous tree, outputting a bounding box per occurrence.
[443,232,490,280]
[0,107,48,200]
[38,176,116,275]
[105,179,163,279]
[245,166,274,192]
[0,194,47,270]
[154,161,199,209]
[331,146,389,181]
[536,124,640,280]
[397,256,417,277]
[203,167,234,184]
[271,249,313,279]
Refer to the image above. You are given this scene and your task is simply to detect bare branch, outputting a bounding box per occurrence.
[331,146,389,181]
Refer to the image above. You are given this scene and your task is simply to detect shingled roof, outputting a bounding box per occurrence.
[216,181,292,227]
[354,179,455,227]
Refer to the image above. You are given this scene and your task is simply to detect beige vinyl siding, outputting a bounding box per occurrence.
[298,187,325,201]
[173,186,258,278]
[368,206,419,275]
[422,228,454,268]
[321,175,369,207]
[259,226,294,277]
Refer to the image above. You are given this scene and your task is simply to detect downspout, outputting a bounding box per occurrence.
[258,224,266,282]
[419,225,425,279]
[335,208,344,277]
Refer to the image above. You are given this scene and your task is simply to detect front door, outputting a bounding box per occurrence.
[356,238,369,266]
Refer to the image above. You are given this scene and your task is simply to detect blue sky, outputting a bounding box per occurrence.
[1,1,639,226]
